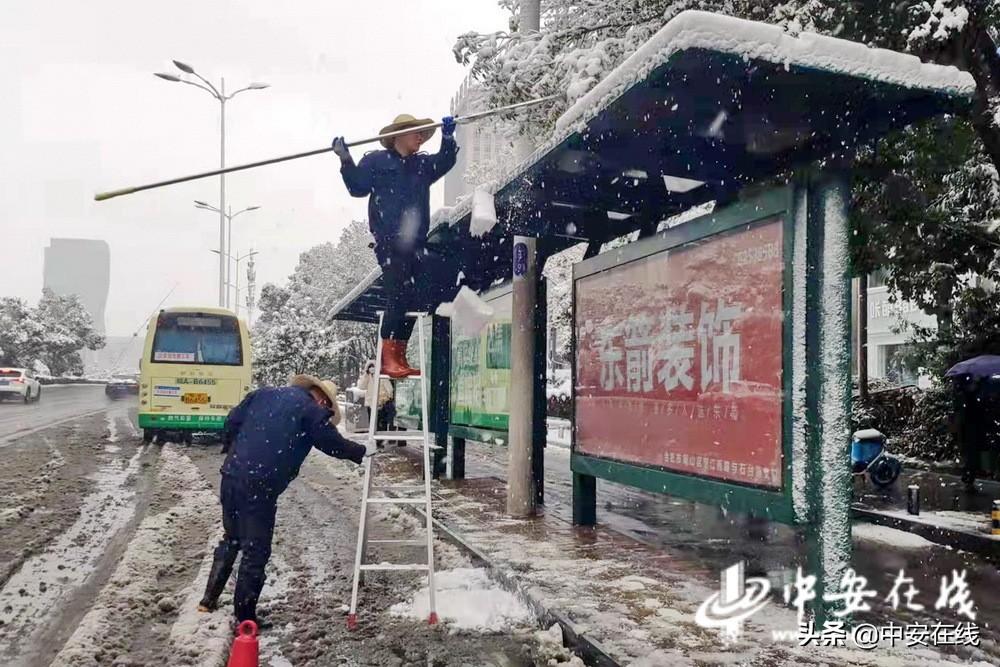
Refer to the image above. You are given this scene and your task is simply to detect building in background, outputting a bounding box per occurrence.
[863,270,937,385]
[43,238,111,375]
[444,75,509,207]
[43,238,110,334]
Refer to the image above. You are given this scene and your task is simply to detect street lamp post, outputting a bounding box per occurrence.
[195,201,260,308]
[210,248,259,316]
[156,61,268,307]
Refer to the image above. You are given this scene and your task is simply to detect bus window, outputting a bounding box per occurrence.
[151,313,243,365]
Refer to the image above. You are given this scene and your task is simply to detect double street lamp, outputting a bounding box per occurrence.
[194,201,259,308]
[210,248,259,317]
[155,60,269,307]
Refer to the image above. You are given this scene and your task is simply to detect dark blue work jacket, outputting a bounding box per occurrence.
[339,137,458,251]
[220,386,365,497]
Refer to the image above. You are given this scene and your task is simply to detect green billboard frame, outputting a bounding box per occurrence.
[571,186,800,524]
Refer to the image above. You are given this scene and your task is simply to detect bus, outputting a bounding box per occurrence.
[138,307,252,442]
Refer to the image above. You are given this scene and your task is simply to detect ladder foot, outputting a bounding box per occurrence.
[428,612,439,625]
[347,613,358,630]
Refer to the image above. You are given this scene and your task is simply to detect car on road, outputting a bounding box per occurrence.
[0,368,42,403]
[105,373,140,399]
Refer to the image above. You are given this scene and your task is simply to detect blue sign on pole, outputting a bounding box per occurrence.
[513,240,528,279]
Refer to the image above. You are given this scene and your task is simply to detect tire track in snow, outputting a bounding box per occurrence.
[0,440,148,665]
[49,446,230,667]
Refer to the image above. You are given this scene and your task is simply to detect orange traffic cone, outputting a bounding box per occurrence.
[226,620,259,667]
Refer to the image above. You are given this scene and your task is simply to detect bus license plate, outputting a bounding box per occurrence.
[182,393,210,404]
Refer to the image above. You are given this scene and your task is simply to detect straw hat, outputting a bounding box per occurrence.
[379,113,435,149]
[288,374,342,426]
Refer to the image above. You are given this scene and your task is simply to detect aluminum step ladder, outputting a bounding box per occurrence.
[347,311,438,629]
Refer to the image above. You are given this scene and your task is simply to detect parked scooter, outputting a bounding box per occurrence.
[851,428,902,488]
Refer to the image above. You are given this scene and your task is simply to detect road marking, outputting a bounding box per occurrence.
[0,408,109,448]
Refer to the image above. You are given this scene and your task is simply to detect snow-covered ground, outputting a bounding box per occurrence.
[0,396,589,666]
[4,389,999,666]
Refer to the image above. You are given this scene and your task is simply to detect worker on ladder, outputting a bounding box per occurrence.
[332,113,460,379]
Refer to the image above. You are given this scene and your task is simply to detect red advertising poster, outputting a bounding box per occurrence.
[574,217,784,489]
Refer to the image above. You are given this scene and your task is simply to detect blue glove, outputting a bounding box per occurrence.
[331,136,352,161]
[441,116,456,138]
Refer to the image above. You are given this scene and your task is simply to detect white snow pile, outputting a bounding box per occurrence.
[535,624,586,667]
[852,522,937,549]
[389,567,534,632]
[556,9,976,133]
[908,1,970,47]
[470,186,499,237]
[437,286,495,336]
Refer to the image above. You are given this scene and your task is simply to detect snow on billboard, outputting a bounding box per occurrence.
[574,217,784,489]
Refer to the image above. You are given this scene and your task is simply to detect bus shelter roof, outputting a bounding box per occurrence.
[330,10,974,325]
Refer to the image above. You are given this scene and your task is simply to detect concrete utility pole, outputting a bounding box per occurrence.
[508,236,538,516]
[507,0,542,518]
[514,0,541,164]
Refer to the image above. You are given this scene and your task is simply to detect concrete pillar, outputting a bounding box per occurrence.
[803,170,853,625]
[508,235,538,516]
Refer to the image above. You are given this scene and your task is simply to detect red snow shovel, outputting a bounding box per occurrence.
[226,620,259,667]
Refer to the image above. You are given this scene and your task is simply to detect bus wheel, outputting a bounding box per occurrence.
[142,429,153,444]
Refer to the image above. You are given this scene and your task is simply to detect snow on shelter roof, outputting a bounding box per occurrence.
[430,10,974,231]
[556,10,975,134]
[333,11,975,324]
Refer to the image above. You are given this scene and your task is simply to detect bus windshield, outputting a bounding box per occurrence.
[151,313,242,366]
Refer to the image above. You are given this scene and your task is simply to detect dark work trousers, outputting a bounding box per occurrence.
[199,474,279,622]
[374,239,463,340]
[366,400,397,432]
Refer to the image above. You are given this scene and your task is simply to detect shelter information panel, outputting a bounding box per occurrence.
[450,290,512,430]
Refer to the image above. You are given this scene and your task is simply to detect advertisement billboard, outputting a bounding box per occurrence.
[574,217,784,489]
[450,288,513,431]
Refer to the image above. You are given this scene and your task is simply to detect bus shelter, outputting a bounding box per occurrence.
[330,10,975,618]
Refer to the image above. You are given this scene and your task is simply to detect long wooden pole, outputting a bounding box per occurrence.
[94,95,558,202]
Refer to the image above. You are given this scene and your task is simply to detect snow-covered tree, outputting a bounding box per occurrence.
[458,0,1000,351]
[0,290,104,375]
[34,289,106,375]
[455,1,1000,175]
[252,220,378,389]
[851,117,1000,337]
[0,298,44,369]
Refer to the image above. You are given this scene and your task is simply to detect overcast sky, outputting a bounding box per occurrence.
[1,0,507,335]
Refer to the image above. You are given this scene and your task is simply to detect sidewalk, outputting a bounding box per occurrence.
[852,468,1000,561]
[373,447,998,667]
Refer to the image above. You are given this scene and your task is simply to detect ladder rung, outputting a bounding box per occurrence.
[376,485,426,491]
[373,431,425,440]
[360,563,429,572]
[367,497,428,504]
[368,539,427,545]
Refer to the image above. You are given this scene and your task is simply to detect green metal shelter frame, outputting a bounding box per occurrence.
[327,9,975,621]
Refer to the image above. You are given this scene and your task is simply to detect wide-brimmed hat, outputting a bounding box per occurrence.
[288,373,342,426]
[379,113,435,149]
